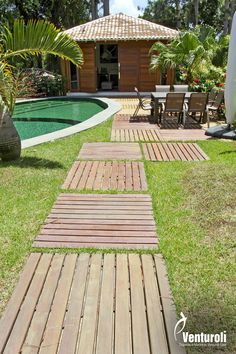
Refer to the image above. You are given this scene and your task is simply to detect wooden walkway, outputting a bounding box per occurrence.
[78,143,142,160]
[143,143,209,161]
[112,114,210,141]
[62,161,147,191]
[33,194,157,249]
[0,253,185,354]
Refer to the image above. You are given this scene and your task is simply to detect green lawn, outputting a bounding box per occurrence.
[0,120,235,353]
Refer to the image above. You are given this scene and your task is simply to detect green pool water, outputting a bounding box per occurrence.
[13,98,105,140]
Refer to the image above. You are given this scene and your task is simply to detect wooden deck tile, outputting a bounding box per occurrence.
[33,194,157,249]
[78,143,142,160]
[0,253,186,354]
[62,161,147,191]
[143,143,209,161]
[111,129,161,142]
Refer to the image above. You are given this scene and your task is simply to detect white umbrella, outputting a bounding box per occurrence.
[225,11,236,126]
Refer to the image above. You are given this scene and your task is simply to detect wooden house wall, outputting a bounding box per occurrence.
[64,40,173,92]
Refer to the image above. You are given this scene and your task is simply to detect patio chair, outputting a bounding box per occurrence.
[160,93,185,125]
[183,93,208,126]
[155,85,171,92]
[133,87,153,118]
[207,90,224,121]
[173,85,189,93]
[208,88,217,105]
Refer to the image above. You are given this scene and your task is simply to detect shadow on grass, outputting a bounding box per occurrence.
[219,150,236,155]
[0,156,64,169]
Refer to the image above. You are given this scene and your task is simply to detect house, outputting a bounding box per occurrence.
[62,13,178,92]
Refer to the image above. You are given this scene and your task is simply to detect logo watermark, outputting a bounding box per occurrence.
[174,312,227,347]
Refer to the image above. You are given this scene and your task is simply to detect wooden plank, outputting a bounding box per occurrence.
[96,254,115,354]
[77,161,93,189]
[110,161,118,190]
[93,161,105,190]
[70,161,87,189]
[191,143,209,160]
[151,143,163,161]
[57,193,151,199]
[154,255,186,354]
[138,162,147,190]
[58,254,90,354]
[101,162,112,190]
[22,254,65,354]
[117,162,125,191]
[115,254,132,354]
[39,254,77,354]
[125,162,133,190]
[4,254,52,354]
[132,162,141,191]
[44,224,156,231]
[46,218,155,226]
[62,161,80,189]
[0,253,41,353]
[33,242,156,250]
[85,161,99,189]
[129,254,151,354]
[77,254,102,354]
[141,255,169,354]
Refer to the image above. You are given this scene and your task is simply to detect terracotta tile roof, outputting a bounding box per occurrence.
[65,13,178,42]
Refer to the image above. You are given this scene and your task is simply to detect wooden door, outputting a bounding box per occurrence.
[118,42,139,91]
[79,43,96,92]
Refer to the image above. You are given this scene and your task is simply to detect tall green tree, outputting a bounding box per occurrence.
[142,0,186,29]
[0,20,83,161]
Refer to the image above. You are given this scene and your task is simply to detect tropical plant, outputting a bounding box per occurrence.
[150,25,220,84]
[0,20,83,161]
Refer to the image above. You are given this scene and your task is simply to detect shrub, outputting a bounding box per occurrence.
[18,68,66,97]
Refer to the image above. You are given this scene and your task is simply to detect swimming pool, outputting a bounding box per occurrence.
[13,98,106,140]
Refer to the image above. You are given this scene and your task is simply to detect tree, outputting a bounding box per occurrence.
[150,25,219,84]
[0,20,83,161]
[142,0,184,29]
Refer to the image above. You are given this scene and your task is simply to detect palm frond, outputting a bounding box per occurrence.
[1,20,83,67]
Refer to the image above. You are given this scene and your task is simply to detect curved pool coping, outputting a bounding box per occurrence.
[19,97,121,149]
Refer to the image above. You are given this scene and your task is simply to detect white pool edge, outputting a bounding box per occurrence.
[21,97,121,149]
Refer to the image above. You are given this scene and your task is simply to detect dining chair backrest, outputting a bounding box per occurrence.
[208,88,217,102]
[211,90,224,109]
[173,85,189,93]
[134,87,146,108]
[188,93,208,113]
[155,85,171,92]
[164,93,185,112]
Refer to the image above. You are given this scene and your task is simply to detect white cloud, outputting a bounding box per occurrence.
[110,0,141,18]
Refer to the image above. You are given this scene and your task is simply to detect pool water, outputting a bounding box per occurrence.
[13,98,105,140]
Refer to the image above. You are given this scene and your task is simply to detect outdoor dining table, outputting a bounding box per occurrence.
[151,91,193,123]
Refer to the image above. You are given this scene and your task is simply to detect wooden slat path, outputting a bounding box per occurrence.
[62,161,147,191]
[143,143,209,161]
[33,194,157,249]
[78,143,142,160]
[0,253,186,354]
[111,129,161,142]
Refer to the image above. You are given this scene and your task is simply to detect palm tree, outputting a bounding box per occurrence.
[0,20,83,161]
[150,25,218,84]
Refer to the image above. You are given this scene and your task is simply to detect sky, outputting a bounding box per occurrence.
[110,0,148,18]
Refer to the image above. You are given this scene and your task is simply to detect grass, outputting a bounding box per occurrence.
[0,120,235,353]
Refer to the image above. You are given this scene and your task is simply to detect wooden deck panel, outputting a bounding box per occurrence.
[112,114,210,141]
[62,161,147,191]
[111,129,161,142]
[78,143,142,160]
[0,253,186,354]
[33,194,157,249]
[143,143,209,161]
